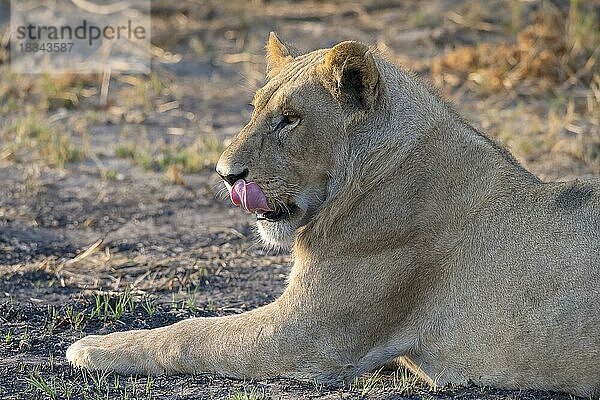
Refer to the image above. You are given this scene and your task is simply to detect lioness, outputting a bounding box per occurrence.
[67,33,600,397]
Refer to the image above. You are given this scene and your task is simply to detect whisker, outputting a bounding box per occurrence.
[215,187,230,200]
[276,198,291,214]
[211,181,226,191]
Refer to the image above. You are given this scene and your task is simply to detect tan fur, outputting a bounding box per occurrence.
[266,32,298,79]
[318,41,379,111]
[67,35,600,397]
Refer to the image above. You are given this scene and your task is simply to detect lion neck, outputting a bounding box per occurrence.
[295,57,540,259]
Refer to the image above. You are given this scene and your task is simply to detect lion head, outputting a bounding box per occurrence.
[216,33,380,249]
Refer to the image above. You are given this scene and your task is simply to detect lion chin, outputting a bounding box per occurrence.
[67,32,600,398]
[256,213,298,250]
[257,190,324,250]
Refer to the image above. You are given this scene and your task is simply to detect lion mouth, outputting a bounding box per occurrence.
[228,179,297,222]
[257,204,298,222]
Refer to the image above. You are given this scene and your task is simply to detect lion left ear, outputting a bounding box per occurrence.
[318,41,379,110]
[266,32,299,79]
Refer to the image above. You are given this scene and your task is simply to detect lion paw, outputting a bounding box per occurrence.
[66,331,165,375]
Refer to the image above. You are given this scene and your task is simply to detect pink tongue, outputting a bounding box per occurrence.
[230,180,273,213]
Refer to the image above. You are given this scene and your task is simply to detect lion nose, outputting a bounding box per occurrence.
[217,167,249,186]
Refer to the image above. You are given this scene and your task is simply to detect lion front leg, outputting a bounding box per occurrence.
[66,302,352,381]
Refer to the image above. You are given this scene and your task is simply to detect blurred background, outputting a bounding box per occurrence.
[1,0,598,183]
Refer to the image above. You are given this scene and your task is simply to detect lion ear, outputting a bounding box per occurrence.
[266,32,299,79]
[318,41,379,109]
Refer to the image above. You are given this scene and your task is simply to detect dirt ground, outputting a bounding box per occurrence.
[0,0,598,399]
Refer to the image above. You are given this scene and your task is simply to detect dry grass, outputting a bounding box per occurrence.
[0,115,87,167]
[429,0,599,177]
[1,0,597,179]
[0,72,99,115]
[0,70,98,166]
[114,133,224,175]
[432,1,599,94]
[0,64,225,172]
[117,71,165,112]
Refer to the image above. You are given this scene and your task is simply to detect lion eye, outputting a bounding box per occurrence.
[274,114,299,132]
